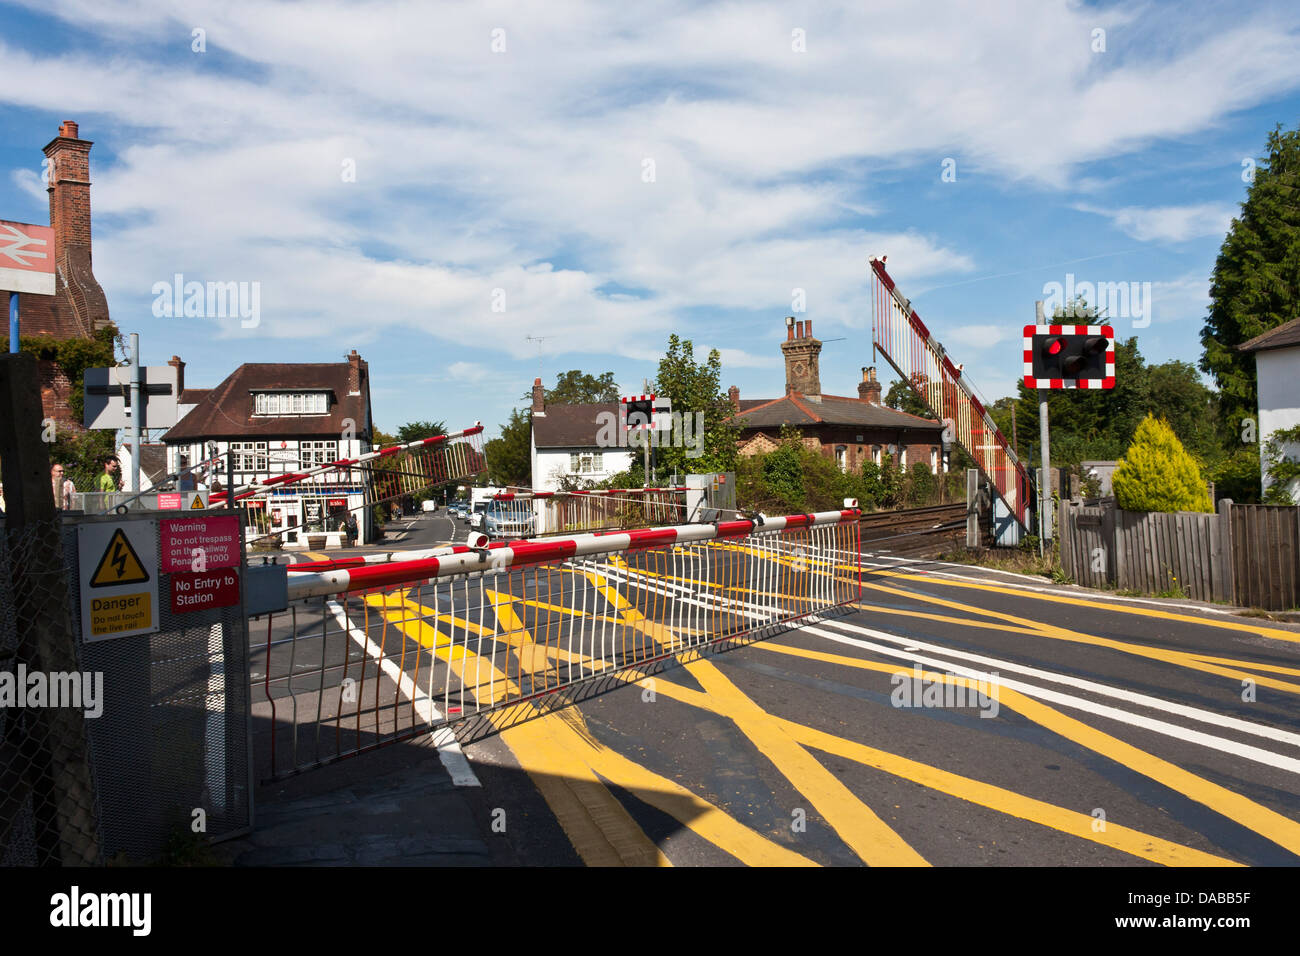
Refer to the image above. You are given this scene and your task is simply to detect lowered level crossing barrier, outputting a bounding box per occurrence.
[251,508,860,778]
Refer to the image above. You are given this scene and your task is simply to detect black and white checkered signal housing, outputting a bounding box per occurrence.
[1023,324,1115,390]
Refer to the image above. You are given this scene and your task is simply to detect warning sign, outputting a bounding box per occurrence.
[157,492,182,510]
[172,569,240,613]
[187,491,208,510]
[89,528,151,587]
[161,515,241,573]
[78,519,159,643]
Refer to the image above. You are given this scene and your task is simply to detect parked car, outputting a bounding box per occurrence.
[484,501,536,539]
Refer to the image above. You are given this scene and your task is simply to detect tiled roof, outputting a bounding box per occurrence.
[163,361,370,441]
[532,403,613,447]
[738,393,944,431]
[1238,316,1300,353]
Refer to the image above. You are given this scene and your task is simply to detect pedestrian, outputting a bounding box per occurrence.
[178,455,196,492]
[52,464,75,511]
[342,512,357,548]
[98,457,120,494]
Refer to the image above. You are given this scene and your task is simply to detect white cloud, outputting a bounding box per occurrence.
[1075,202,1237,242]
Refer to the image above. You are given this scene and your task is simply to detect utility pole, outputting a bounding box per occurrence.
[129,332,141,496]
[1035,300,1050,556]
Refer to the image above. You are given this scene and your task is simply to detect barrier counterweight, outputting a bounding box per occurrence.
[251,510,860,779]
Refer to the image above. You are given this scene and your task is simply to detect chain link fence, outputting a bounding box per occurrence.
[0,516,102,866]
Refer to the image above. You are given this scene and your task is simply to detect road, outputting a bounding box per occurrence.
[463,556,1300,866]
[251,514,1300,866]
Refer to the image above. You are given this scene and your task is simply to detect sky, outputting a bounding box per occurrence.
[2,0,1299,440]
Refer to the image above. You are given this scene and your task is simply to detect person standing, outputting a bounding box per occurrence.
[98,457,120,494]
[52,464,75,511]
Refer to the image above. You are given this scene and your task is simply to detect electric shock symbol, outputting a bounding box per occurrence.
[89,528,150,587]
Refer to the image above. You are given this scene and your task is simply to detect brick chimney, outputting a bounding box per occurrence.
[168,355,185,397]
[780,316,822,399]
[43,121,93,267]
[858,366,882,405]
[728,384,739,412]
[346,349,363,396]
[531,377,546,416]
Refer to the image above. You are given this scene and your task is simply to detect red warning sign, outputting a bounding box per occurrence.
[161,515,241,573]
[172,568,240,613]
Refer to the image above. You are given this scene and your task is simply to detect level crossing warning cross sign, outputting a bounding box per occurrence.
[78,518,160,642]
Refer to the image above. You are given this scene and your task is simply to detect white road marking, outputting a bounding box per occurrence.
[799,620,1300,775]
[326,599,481,787]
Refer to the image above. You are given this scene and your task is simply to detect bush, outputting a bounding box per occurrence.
[1112,415,1212,513]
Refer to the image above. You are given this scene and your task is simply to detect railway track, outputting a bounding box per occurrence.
[858,502,971,558]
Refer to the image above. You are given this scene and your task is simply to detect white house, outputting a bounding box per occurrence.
[160,350,376,544]
[526,378,635,491]
[1240,317,1300,501]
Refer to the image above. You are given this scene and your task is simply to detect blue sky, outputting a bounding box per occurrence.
[2,0,1299,440]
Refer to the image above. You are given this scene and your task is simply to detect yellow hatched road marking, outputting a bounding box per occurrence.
[685,658,929,866]
[649,651,1240,867]
[500,706,818,867]
[856,585,1300,696]
[501,713,670,867]
[746,639,1289,860]
[871,568,1300,645]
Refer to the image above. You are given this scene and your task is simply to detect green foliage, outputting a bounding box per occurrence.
[524,370,620,405]
[1262,424,1300,504]
[906,461,936,506]
[485,408,532,486]
[1112,415,1213,513]
[394,420,446,443]
[48,427,116,496]
[651,334,739,476]
[1207,447,1261,504]
[884,376,933,418]
[3,324,120,424]
[1201,123,1300,442]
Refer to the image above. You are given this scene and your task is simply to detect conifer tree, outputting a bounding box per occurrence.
[1112,415,1213,513]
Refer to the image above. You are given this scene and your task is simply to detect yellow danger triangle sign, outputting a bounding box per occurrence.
[89,528,151,587]
[188,492,206,509]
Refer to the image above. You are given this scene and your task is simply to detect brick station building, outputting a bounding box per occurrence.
[732,318,945,473]
[1,120,114,430]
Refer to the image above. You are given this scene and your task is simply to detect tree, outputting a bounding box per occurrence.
[651,334,739,477]
[394,420,446,443]
[484,408,531,486]
[884,375,933,418]
[523,370,620,405]
[1112,415,1212,513]
[1201,123,1300,442]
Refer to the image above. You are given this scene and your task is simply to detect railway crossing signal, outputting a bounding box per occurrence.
[1023,324,1115,389]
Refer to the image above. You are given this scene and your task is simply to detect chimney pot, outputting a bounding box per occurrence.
[806,320,813,338]
[728,384,739,412]
[796,320,805,338]
[60,120,78,138]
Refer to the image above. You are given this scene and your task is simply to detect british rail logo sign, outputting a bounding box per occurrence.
[0,219,56,295]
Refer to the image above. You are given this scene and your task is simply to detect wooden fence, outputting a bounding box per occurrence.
[1059,498,1300,609]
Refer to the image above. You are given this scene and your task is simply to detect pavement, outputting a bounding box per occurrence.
[221,522,1300,867]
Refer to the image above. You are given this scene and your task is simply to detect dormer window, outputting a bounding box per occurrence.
[254,391,329,415]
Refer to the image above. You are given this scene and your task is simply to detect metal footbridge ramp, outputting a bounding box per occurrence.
[869,257,1031,531]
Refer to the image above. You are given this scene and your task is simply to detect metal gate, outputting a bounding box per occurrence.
[253,508,861,779]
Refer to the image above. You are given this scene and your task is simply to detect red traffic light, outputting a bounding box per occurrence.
[1044,337,1064,356]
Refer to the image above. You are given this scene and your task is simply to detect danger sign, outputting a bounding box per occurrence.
[172,569,240,613]
[78,518,159,642]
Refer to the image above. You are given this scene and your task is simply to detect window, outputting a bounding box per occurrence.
[231,441,267,472]
[300,440,338,469]
[931,447,939,474]
[254,392,328,415]
[568,451,603,474]
[835,445,847,473]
